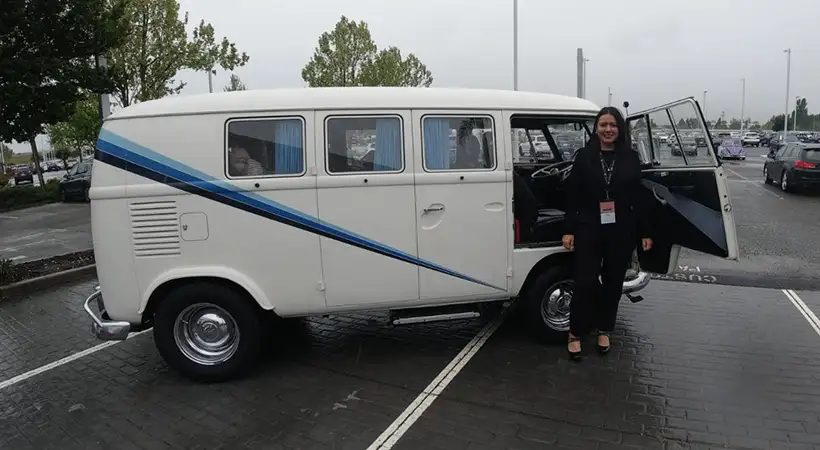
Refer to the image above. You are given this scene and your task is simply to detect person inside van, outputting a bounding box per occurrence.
[229,146,264,177]
[561,106,653,361]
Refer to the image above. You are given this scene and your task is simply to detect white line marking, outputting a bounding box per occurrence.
[8,255,25,261]
[0,215,19,219]
[724,166,784,200]
[0,329,151,391]
[366,309,507,450]
[783,290,820,337]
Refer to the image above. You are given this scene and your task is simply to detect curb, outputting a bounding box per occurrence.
[0,264,97,301]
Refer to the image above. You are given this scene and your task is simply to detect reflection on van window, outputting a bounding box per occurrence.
[326,116,404,173]
[423,116,495,171]
[226,118,304,177]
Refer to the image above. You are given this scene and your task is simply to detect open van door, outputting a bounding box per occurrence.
[627,97,739,274]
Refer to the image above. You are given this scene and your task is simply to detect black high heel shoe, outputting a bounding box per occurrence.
[597,331,611,354]
[568,335,582,361]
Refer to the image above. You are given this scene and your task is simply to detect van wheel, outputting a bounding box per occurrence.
[153,282,263,382]
[524,266,574,343]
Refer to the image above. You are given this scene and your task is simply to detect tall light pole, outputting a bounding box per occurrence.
[582,58,589,99]
[608,86,612,106]
[702,90,708,123]
[740,78,746,135]
[783,48,791,133]
[576,48,584,98]
[513,0,518,91]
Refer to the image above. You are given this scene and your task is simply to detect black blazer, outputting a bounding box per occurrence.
[564,144,652,238]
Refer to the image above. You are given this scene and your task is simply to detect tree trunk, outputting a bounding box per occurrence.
[29,139,46,188]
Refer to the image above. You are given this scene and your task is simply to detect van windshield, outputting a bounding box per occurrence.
[512,117,593,163]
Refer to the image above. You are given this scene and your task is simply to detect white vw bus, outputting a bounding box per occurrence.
[83,87,738,381]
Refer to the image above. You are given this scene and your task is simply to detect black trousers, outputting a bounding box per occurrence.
[570,223,636,337]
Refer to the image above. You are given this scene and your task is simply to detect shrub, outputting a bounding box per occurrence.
[0,173,9,187]
[0,182,61,212]
[0,257,18,285]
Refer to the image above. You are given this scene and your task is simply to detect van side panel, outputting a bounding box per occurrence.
[98,113,326,318]
[90,130,141,324]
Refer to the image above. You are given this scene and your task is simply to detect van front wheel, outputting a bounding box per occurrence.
[524,266,574,343]
[153,282,263,382]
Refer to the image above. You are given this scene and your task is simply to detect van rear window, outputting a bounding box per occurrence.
[226,118,305,178]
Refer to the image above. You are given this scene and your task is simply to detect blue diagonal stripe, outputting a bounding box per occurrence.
[95,130,504,291]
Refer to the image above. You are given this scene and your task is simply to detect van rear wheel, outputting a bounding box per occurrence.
[153,282,263,382]
[524,266,574,343]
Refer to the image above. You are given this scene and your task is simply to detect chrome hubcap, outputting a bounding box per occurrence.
[782,173,787,190]
[540,281,574,331]
[174,303,240,365]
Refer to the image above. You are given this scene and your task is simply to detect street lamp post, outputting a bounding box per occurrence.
[513,0,518,91]
[740,78,746,135]
[784,48,791,133]
[582,58,589,99]
[608,86,612,106]
[702,90,708,123]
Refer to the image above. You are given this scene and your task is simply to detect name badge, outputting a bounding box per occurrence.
[600,201,616,224]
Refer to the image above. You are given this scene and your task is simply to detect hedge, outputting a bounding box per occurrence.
[0,179,61,212]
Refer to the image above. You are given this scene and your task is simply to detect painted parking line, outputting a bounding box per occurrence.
[0,329,151,391]
[366,305,510,450]
[783,289,820,337]
[724,166,784,200]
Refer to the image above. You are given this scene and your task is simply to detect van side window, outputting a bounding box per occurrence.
[325,116,404,174]
[422,116,495,171]
[226,118,305,178]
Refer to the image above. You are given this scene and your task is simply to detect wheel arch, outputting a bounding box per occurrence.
[140,266,273,328]
[518,251,573,299]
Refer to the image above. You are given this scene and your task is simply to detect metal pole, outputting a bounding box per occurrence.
[576,48,583,98]
[96,55,111,121]
[784,48,791,133]
[702,90,708,123]
[582,58,589,99]
[740,78,745,135]
[208,69,214,93]
[513,0,518,91]
[608,86,612,106]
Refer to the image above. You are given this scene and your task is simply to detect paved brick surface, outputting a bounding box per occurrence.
[0,278,485,449]
[394,282,820,450]
[0,278,100,382]
[1,279,819,450]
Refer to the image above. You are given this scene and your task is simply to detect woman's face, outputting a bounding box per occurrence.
[597,113,619,145]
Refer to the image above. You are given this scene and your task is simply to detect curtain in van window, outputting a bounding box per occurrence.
[274,120,303,174]
[423,118,451,170]
[373,118,402,171]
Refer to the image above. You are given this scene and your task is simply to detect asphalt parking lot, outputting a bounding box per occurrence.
[0,202,92,263]
[2,278,820,450]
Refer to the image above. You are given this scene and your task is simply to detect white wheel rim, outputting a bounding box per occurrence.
[174,303,240,365]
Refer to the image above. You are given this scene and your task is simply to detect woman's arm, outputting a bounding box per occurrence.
[563,152,583,235]
[631,152,653,239]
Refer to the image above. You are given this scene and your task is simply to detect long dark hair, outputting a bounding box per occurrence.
[588,106,630,153]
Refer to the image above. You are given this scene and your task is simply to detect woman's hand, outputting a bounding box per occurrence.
[641,238,653,251]
[562,234,574,250]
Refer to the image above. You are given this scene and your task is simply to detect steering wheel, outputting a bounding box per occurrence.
[531,160,574,180]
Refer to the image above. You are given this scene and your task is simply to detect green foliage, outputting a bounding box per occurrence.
[224,74,247,92]
[46,92,100,162]
[0,181,61,212]
[1,143,11,161]
[107,0,249,106]
[302,16,433,88]
[0,0,127,187]
[0,257,18,286]
[0,173,9,187]
[728,118,741,129]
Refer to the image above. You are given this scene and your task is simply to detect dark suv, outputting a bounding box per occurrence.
[13,165,34,185]
[59,161,93,201]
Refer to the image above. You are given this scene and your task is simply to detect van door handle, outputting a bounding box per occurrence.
[652,187,668,206]
[423,205,444,213]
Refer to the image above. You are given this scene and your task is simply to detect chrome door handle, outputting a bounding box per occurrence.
[652,187,668,206]
[423,206,444,213]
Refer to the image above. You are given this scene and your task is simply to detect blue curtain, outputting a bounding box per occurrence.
[373,118,402,171]
[274,120,303,174]
[423,118,451,170]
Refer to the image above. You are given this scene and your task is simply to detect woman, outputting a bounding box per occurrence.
[561,107,653,361]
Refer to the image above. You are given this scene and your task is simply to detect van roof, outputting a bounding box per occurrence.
[106,87,602,120]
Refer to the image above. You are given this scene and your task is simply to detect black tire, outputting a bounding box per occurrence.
[763,166,772,184]
[153,282,263,382]
[522,265,574,344]
[83,187,90,203]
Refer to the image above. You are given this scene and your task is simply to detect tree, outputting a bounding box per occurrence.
[713,117,727,129]
[46,92,101,164]
[302,16,433,88]
[106,0,249,107]
[223,73,247,92]
[0,0,128,187]
[729,118,741,129]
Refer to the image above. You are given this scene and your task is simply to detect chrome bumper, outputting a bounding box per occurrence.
[622,269,651,294]
[84,287,131,341]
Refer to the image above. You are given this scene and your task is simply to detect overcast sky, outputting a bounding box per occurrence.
[8,0,819,153]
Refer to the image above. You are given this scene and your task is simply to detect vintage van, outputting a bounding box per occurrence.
[83,87,738,381]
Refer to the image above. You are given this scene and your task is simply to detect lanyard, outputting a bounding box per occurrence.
[600,153,616,200]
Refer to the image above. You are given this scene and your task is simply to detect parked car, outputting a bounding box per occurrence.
[717,138,746,160]
[741,132,761,147]
[671,137,698,156]
[767,132,801,156]
[758,132,771,147]
[763,143,820,192]
[13,165,34,185]
[59,161,93,201]
[694,134,707,147]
